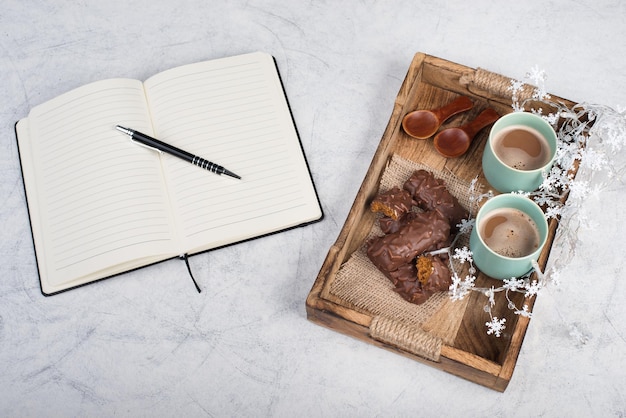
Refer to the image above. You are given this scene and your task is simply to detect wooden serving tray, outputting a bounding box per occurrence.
[306,53,576,391]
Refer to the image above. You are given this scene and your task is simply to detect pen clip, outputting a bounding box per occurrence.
[129,137,162,154]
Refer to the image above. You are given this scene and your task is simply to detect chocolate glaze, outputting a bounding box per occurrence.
[366,210,450,273]
[383,262,417,286]
[378,211,417,235]
[403,169,468,230]
[370,186,413,221]
[367,169,463,305]
[394,278,433,305]
[417,255,452,292]
[386,256,450,305]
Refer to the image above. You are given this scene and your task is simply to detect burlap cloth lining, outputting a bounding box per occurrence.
[329,154,477,361]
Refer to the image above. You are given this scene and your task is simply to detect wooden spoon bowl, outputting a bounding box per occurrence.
[402,96,474,139]
[433,108,500,158]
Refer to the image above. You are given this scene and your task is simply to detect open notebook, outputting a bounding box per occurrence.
[16,52,323,295]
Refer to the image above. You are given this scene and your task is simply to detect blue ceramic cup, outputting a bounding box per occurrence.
[482,112,557,193]
[469,193,548,279]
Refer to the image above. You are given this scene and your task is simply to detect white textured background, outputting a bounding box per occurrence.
[2,1,625,416]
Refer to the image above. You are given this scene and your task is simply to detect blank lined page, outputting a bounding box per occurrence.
[144,52,322,252]
[19,79,177,290]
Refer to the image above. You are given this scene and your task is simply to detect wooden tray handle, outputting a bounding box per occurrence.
[370,316,442,362]
[460,68,536,102]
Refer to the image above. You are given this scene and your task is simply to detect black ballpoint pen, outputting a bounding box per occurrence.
[115,125,241,179]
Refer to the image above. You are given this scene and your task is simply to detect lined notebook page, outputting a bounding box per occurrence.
[19,79,178,290]
[144,52,322,252]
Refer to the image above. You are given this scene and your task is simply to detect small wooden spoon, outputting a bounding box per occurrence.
[433,108,500,158]
[402,96,474,139]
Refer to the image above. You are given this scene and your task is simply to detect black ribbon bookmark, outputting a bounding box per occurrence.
[180,254,201,293]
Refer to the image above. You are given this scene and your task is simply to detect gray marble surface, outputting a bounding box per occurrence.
[2,1,626,416]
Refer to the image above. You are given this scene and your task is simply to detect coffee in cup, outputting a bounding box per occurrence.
[482,112,557,193]
[491,125,552,171]
[479,207,541,258]
[469,193,548,279]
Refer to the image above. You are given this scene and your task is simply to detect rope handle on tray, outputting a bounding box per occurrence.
[459,67,536,102]
[369,315,442,362]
